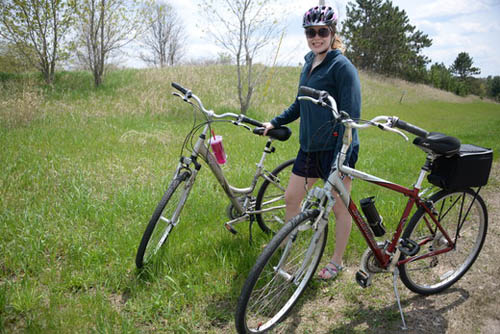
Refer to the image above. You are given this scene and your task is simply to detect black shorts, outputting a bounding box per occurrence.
[292,148,356,180]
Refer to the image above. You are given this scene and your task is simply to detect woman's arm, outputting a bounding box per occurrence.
[270,97,301,128]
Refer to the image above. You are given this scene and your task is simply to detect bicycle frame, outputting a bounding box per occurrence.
[311,123,457,271]
[171,119,287,229]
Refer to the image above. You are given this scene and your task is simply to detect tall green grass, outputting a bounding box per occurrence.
[0,66,499,333]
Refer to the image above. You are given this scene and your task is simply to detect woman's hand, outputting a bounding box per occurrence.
[262,122,274,136]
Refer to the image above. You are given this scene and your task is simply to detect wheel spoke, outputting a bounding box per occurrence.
[236,210,327,333]
[255,159,294,234]
[400,189,487,294]
[136,172,190,268]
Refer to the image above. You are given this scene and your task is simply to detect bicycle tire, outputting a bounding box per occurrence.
[235,209,327,334]
[135,171,190,269]
[399,188,487,295]
[255,158,295,234]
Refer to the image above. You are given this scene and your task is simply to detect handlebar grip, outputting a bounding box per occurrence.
[171,82,188,94]
[241,115,263,127]
[393,119,429,138]
[298,86,321,99]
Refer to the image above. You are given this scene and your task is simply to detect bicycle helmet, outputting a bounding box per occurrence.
[303,6,338,28]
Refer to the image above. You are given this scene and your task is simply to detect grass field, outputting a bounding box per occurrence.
[1,66,499,333]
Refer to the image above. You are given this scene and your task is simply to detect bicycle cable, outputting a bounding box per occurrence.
[308,117,368,188]
[178,104,235,165]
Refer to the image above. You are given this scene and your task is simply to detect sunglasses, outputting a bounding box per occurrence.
[305,27,331,39]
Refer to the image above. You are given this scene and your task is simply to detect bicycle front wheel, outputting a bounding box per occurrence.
[135,171,190,269]
[235,209,327,334]
[255,158,295,234]
[399,188,488,295]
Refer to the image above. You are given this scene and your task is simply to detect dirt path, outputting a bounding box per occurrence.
[223,162,500,334]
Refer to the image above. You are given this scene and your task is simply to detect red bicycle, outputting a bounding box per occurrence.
[235,86,493,333]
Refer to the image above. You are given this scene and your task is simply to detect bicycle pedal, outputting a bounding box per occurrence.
[224,223,238,235]
[398,238,420,256]
[355,270,372,288]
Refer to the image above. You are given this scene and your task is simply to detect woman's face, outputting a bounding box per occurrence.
[305,26,332,55]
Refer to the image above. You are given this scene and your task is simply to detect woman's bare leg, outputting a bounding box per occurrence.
[331,176,353,266]
[318,176,353,279]
[284,173,318,222]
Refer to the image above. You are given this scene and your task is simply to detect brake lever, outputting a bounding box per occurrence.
[172,91,190,102]
[298,96,331,109]
[232,121,251,131]
[377,123,409,141]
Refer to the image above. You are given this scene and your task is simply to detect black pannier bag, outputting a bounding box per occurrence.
[428,144,493,191]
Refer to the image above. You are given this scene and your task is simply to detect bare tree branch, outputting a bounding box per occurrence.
[138,1,184,67]
[72,0,145,86]
[0,0,74,83]
[203,0,281,114]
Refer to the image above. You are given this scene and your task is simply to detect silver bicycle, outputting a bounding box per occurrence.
[135,82,295,269]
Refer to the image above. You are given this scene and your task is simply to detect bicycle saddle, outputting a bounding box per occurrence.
[253,126,292,141]
[413,132,461,156]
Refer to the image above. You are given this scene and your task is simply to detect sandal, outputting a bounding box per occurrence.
[318,260,343,280]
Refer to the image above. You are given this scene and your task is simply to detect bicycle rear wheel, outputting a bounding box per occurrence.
[235,209,326,334]
[255,158,295,234]
[135,171,190,269]
[399,188,487,295]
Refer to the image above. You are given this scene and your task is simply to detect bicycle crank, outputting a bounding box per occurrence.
[226,196,254,220]
[356,242,387,288]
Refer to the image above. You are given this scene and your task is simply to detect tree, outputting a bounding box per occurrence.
[342,0,432,80]
[486,76,500,101]
[0,40,37,73]
[428,62,458,92]
[72,0,144,86]
[139,1,184,67]
[203,0,281,114]
[450,52,481,80]
[0,0,75,83]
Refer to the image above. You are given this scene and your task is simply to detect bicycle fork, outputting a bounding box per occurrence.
[274,215,327,284]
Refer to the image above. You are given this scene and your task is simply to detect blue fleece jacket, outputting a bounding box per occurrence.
[270,49,361,165]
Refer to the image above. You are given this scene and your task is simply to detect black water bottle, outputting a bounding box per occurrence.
[360,197,385,237]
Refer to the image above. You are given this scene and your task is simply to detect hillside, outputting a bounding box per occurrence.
[1,65,489,127]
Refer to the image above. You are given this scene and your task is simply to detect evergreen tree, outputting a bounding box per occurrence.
[428,62,455,91]
[450,52,481,80]
[341,0,431,80]
[487,76,500,101]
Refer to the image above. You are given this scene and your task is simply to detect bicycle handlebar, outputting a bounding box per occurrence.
[240,116,264,127]
[298,86,341,119]
[172,82,190,95]
[298,85,429,140]
[298,86,323,100]
[171,82,264,128]
[391,118,429,138]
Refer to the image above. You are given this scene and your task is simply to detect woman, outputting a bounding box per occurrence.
[263,6,361,280]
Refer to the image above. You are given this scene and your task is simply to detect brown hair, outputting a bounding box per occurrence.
[332,34,344,52]
[329,26,344,53]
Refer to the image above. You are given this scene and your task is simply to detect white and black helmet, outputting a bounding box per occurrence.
[302,6,338,29]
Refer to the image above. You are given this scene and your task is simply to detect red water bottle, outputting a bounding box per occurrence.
[210,130,227,165]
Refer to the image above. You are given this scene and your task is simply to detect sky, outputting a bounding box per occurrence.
[162,0,500,77]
